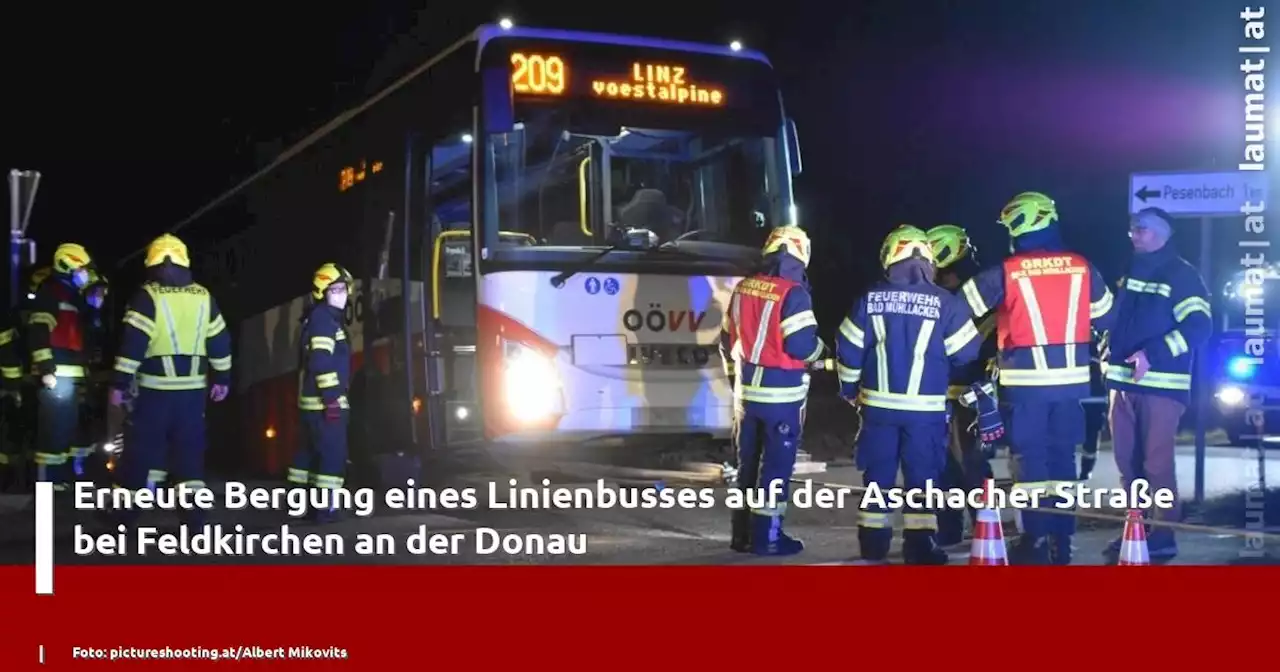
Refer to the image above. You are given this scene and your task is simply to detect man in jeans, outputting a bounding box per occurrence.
[1103,208,1212,562]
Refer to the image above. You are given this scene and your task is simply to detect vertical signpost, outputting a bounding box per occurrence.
[1127,169,1269,505]
[7,169,40,311]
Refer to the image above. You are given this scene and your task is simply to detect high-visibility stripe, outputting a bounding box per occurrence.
[943,320,980,356]
[779,309,817,337]
[905,319,935,396]
[1173,296,1211,322]
[1063,272,1083,369]
[838,317,865,349]
[1164,329,1189,357]
[859,388,947,412]
[1106,364,1191,390]
[728,293,744,365]
[1125,278,1171,297]
[871,315,888,392]
[1090,288,1113,318]
[747,300,775,365]
[1015,276,1050,370]
[961,279,989,315]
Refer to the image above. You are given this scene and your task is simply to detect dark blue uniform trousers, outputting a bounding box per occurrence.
[856,415,947,561]
[1004,399,1083,539]
[116,388,208,527]
[36,376,81,489]
[291,410,349,489]
[937,402,994,544]
[734,399,804,554]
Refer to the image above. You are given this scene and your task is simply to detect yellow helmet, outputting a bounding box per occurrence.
[927,225,972,269]
[998,191,1058,237]
[761,226,812,267]
[52,243,92,274]
[28,266,51,294]
[312,263,354,300]
[880,225,934,269]
[145,234,190,268]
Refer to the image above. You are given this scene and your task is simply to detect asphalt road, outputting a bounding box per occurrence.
[0,449,1270,566]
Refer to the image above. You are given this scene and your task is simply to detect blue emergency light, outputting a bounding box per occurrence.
[1227,356,1257,379]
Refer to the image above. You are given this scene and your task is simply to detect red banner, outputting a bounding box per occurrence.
[1,565,1277,668]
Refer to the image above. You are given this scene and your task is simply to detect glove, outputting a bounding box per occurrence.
[324,399,343,422]
[962,382,1004,445]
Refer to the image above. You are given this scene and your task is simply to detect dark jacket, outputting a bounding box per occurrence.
[1104,243,1212,403]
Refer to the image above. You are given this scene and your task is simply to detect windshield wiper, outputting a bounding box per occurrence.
[549,244,628,288]
[549,238,707,288]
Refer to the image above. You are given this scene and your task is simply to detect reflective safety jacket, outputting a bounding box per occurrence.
[26,276,87,378]
[835,280,982,422]
[298,305,351,411]
[718,274,824,405]
[0,320,23,389]
[113,282,232,392]
[961,251,1114,402]
[1104,246,1211,403]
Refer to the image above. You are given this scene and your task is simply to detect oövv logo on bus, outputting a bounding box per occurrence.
[622,304,706,332]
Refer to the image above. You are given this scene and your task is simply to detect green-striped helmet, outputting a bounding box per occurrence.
[998,191,1058,237]
[880,225,934,269]
[927,225,972,269]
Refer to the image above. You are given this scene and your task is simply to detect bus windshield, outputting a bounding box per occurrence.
[476,38,791,267]
[485,106,787,253]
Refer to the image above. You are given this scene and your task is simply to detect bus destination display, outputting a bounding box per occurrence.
[510,52,726,107]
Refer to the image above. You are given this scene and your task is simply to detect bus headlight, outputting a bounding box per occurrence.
[503,342,562,423]
[1216,385,1246,407]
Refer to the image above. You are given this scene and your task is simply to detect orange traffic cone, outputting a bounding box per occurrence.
[1118,509,1150,566]
[969,479,1008,566]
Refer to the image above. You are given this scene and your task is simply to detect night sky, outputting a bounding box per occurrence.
[3,0,1260,318]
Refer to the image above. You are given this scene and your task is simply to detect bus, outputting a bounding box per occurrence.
[123,23,804,478]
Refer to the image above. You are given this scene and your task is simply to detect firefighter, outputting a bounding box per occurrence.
[2,267,53,490]
[928,224,1000,545]
[288,263,354,523]
[0,315,24,488]
[110,234,231,528]
[958,192,1114,564]
[835,225,983,564]
[718,226,824,555]
[27,244,96,491]
[70,269,110,478]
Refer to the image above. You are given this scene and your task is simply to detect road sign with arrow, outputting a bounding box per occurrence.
[1128,170,1268,217]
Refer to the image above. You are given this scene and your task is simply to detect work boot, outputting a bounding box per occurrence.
[1078,455,1096,481]
[1049,534,1074,565]
[935,509,965,547]
[903,532,949,565]
[1147,528,1178,564]
[729,509,751,552]
[750,514,803,556]
[857,527,892,562]
[1100,535,1124,561]
[1008,535,1052,565]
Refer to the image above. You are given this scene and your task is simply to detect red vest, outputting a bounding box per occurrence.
[43,281,84,353]
[730,275,807,371]
[997,251,1092,350]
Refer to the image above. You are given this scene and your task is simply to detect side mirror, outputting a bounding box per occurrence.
[786,117,803,177]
